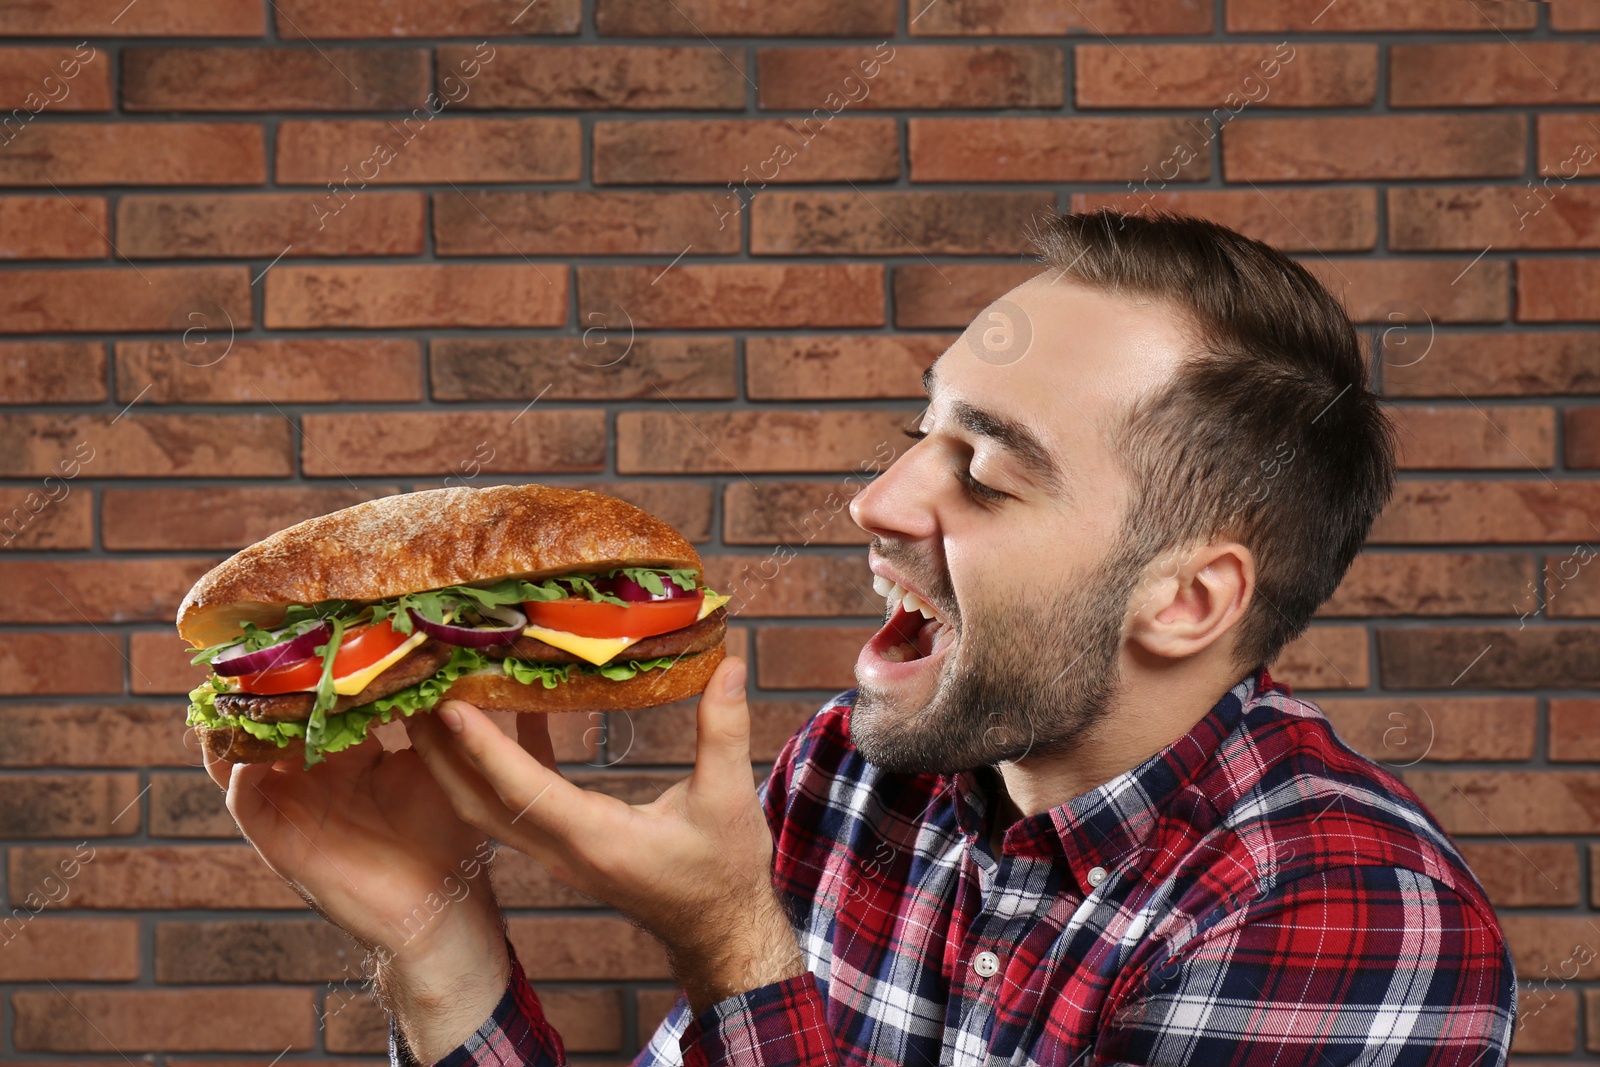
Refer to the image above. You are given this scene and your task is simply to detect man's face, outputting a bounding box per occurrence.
[846,273,1194,775]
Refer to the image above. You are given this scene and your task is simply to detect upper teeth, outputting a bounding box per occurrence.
[872,574,942,622]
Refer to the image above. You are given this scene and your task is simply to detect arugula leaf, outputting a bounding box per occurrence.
[188,599,364,666]
[301,616,346,767]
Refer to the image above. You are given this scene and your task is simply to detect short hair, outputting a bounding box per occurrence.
[1029,208,1399,676]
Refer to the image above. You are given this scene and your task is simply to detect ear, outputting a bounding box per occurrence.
[1127,542,1253,660]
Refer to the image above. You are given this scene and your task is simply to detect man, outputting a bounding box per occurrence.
[207,209,1516,1066]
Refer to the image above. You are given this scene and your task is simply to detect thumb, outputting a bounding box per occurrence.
[689,655,752,799]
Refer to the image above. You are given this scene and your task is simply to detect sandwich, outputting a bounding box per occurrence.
[177,484,728,768]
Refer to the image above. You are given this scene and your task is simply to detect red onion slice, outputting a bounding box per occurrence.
[599,574,697,602]
[408,603,528,647]
[212,620,331,676]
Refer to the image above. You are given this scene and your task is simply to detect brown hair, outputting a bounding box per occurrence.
[1029,208,1399,676]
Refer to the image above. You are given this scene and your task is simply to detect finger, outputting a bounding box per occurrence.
[432,698,602,840]
[202,736,233,790]
[687,656,755,803]
[515,711,559,771]
[408,709,563,851]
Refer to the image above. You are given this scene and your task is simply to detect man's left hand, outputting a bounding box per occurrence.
[405,655,806,1015]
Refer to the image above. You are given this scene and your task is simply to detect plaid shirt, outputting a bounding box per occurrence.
[393,665,1516,1066]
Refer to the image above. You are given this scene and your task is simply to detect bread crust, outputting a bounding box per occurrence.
[198,643,724,765]
[176,484,702,648]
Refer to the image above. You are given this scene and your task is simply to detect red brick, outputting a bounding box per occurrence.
[276,119,580,184]
[1519,259,1600,321]
[0,123,263,185]
[507,916,670,980]
[1455,843,1579,908]
[0,558,218,624]
[116,340,422,402]
[752,191,1050,256]
[0,918,139,980]
[1387,404,1555,469]
[0,266,252,333]
[760,46,1063,109]
[104,486,404,552]
[1392,43,1600,106]
[147,775,241,838]
[593,119,899,185]
[910,118,1210,183]
[1077,43,1373,109]
[1227,0,1535,31]
[274,0,579,36]
[596,0,894,35]
[0,414,291,477]
[0,1,263,35]
[1381,332,1600,398]
[1380,627,1600,689]
[1547,550,1600,616]
[914,0,1211,35]
[1405,772,1600,834]
[701,553,878,618]
[0,773,142,838]
[755,626,876,688]
[1550,700,1600,761]
[0,341,106,402]
[117,192,426,258]
[0,486,92,550]
[1317,696,1535,763]
[13,988,314,1052]
[1370,481,1600,544]
[446,44,743,109]
[1389,185,1600,251]
[618,410,905,475]
[298,411,606,476]
[1536,113,1600,176]
[431,337,736,400]
[1266,625,1369,689]
[325,985,620,1054]
[1296,257,1509,324]
[154,919,364,981]
[580,265,883,329]
[745,334,949,400]
[1071,188,1377,252]
[9,845,306,909]
[435,190,740,256]
[0,704,206,768]
[0,46,110,109]
[0,633,124,695]
[1319,552,1533,616]
[724,482,875,545]
[893,263,1042,328]
[1498,916,1600,981]
[1511,986,1577,1053]
[1225,115,1524,181]
[0,195,108,258]
[1551,0,1600,29]
[638,989,684,1035]
[265,264,567,329]
[123,47,428,111]
[131,630,220,696]
[618,698,814,766]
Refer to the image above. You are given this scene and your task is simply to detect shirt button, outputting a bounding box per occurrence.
[1087,866,1108,887]
[972,950,1000,977]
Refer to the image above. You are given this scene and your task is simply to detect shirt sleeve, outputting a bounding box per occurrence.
[1096,864,1517,1067]
[388,933,565,1067]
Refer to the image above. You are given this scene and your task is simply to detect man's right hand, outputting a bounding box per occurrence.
[203,728,517,1060]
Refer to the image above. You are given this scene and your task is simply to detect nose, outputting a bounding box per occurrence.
[849,435,939,542]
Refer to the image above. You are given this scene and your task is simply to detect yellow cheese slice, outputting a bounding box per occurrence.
[332,630,430,695]
[519,591,734,667]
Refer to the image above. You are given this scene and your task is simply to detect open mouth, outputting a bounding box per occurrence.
[858,574,957,683]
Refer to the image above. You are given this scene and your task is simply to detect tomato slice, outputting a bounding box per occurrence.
[525,592,704,640]
[232,617,413,695]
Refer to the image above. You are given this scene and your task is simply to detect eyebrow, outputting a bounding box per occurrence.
[921,363,1069,500]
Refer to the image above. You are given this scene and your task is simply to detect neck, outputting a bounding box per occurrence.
[989,653,1245,827]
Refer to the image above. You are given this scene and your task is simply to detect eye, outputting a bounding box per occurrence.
[902,427,1008,503]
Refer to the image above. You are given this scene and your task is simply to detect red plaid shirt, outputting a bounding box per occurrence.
[392,665,1516,1066]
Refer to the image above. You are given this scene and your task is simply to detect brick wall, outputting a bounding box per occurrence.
[1,0,1598,1061]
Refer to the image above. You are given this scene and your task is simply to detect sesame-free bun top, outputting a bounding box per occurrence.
[176,484,703,649]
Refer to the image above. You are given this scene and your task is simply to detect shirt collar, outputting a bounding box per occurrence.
[944,664,1274,895]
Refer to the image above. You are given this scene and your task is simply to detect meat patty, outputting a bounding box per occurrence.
[483,606,727,665]
[216,640,456,724]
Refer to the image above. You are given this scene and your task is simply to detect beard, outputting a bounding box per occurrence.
[849,529,1154,776]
